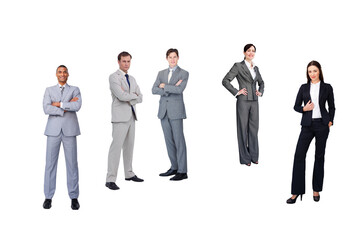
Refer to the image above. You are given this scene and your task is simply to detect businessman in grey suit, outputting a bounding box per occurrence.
[43,65,81,210]
[105,51,144,190]
[222,44,264,166]
[152,48,189,181]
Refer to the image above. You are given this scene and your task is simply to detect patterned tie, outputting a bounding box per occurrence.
[168,69,172,83]
[125,74,135,116]
[60,86,64,98]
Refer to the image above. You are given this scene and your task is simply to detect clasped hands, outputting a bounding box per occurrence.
[159,79,183,88]
[51,97,79,112]
[237,88,262,96]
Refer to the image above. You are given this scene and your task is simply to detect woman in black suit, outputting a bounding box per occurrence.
[287,61,335,204]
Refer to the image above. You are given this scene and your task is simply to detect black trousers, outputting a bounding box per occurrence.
[291,120,329,195]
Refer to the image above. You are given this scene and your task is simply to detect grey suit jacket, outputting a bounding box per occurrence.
[43,84,82,137]
[152,66,189,120]
[110,69,142,122]
[222,60,264,100]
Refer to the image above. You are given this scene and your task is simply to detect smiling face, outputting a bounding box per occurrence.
[56,67,69,85]
[244,46,256,62]
[167,52,179,68]
[118,55,131,73]
[307,65,320,83]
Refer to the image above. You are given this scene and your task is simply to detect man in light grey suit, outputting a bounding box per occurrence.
[105,51,144,190]
[43,65,81,210]
[152,48,189,181]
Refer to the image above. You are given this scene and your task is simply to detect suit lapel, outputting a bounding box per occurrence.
[240,61,253,82]
[118,70,130,91]
[61,83,70,101]
[169,67,181,85]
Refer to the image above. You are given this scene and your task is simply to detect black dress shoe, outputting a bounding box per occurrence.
[286,194,303,204]
[43,199,52,209]
[71,199,80,210]
[313,194,320,202]
[105,182,120,190]
[125,175,144,182]
[170,173,188,181]
[159,168,177,177]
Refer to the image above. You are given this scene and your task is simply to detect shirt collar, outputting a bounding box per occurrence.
[169,65,178,72]
[58,83,67,88]
[244,60,255,69]
[119,68,128,76]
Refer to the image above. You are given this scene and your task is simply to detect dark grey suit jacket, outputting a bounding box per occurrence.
[152,66,189,120]
[222,60,264,100]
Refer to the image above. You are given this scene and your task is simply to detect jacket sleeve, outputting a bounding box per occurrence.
[327,84,335,124]
[163,71,189,94]
[222,63,239,96]
[152,71,167,96]
[294,85,305,113]
[130,81,143,106]
[110,74,138,102]
[43,88,64,116]
[256,67,265,96]
[62,87,82,112]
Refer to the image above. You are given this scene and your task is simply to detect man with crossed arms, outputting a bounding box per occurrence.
[105,51,144,190]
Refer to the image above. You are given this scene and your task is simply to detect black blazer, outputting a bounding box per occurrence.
[294,82,335,126]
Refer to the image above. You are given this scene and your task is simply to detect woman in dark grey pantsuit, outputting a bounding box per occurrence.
[222,44,265,166]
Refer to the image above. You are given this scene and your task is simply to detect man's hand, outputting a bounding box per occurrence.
[175,79,183,86]
[70,97,78,102]
[159,83,166,88]
[51,102,60,107]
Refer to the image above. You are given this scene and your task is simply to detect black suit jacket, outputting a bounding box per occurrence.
[294,82,335,126]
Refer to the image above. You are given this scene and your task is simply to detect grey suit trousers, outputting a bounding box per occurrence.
[161,114,187,173]
[44,131,79,199]
[106,114,136,181]
[236,99,259,164]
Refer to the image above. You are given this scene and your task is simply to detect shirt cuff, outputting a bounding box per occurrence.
[60,102,63,109]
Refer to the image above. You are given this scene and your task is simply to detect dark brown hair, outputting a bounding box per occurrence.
[166,48,179,58]
[118,51,132,61]
[306,60,324,84]
[243,44,256,59]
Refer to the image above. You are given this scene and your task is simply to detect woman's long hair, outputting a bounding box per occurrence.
[307,60,324,84]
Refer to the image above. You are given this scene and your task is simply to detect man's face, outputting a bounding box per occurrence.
[56,67,69,85]
[118,56,131,73]
[167,52,178,68]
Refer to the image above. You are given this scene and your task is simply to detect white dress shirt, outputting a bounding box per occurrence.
[244,60,256,80]
[310,81,322,118]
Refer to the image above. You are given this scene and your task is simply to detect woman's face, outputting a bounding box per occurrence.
[244,46,256,61]
[308,65,320,82]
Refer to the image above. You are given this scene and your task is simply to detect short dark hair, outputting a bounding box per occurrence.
[306,60,324,84]
[166,48,179,58]
[118,51,132,61]
[57,65,68,71]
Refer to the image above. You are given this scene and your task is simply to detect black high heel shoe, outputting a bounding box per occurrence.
[313,193,320,202]
[286,194,303,204]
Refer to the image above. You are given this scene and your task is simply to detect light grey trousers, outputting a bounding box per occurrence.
[161,114,187,173]
[44,131,79,199]
[106,115,136,182]
[236,99,259,165]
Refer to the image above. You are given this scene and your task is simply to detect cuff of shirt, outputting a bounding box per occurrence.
[60,102,63,109]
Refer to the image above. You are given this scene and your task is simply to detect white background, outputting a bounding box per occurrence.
[1,0,359,239]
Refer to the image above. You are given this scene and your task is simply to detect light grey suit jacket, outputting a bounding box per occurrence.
[43,84,82,137]
[222,60,264,100]
[109,69,142,122]
[152,66,189,120]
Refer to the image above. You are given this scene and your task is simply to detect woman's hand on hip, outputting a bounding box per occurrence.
[237,88,248,96]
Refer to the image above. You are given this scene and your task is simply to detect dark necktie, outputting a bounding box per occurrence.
[60,86,64,98]
[125,74,135,116]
